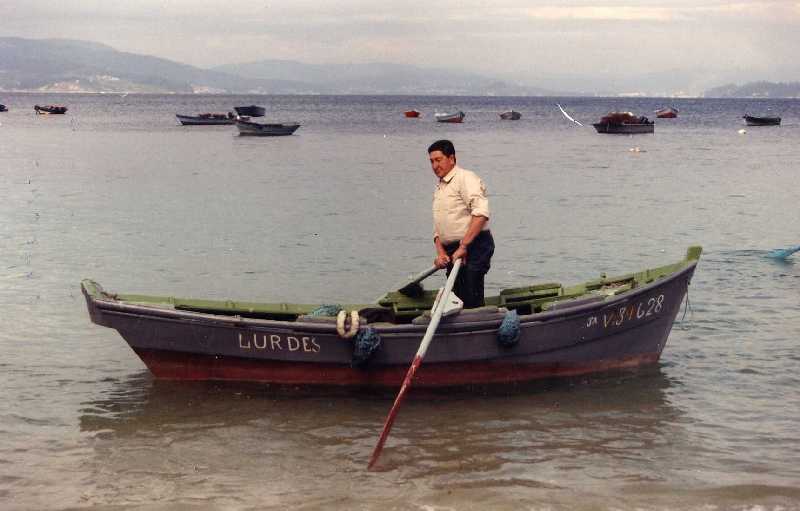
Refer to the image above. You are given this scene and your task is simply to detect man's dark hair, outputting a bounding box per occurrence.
[428,139,456,157]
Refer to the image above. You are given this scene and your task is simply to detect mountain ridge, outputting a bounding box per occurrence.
[0,37,568,96]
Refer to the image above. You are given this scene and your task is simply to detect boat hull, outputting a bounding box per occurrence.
[404,110,421,118]
[435,111,465,123]
[176,114,234,125]
[655,108,678,119]
[593,122,654,134]
[743,115,780,126]
[234,105,266,117]
[235,120,301,136]
[34,105,67,115]
[83,262,697,388]
[499,111,521,120]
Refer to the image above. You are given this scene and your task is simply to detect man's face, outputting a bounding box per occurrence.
[429,150,456,179]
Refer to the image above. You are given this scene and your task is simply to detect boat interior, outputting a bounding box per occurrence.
[83,246,701,325]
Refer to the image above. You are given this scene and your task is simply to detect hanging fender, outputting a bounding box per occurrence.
[336,310,360,339]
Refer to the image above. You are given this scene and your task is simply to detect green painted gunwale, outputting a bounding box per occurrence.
[82,246,701,323]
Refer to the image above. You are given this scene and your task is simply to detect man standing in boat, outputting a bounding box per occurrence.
[428,139,494,308]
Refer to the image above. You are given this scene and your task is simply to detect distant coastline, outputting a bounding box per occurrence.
[4,89,800,100]
[2,37,799,98]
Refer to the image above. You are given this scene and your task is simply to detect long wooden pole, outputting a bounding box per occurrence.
[367,258,462,470]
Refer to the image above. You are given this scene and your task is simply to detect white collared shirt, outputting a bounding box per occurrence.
[432,165,490,244]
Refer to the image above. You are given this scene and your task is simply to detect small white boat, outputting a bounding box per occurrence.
[235,119,301,136]
[434,111,465,123]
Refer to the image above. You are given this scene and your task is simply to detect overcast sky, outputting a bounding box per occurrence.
[3,1,799,90]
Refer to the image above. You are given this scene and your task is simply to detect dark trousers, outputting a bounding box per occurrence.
[443,230,494,309]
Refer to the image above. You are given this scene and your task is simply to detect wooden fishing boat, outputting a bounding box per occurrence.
[499,110,521,120]
[404,110,421,118]
[81,246,701,387]
[176,113,235,125]
[235,119,301,136]
[743,115,780,126]
[593,112,654,134]
[234,105,267,117]
[435,111,465,123]
[655,107,678,118]
[34,105,67,115]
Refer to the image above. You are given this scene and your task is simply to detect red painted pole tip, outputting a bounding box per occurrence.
[367,356,422,470]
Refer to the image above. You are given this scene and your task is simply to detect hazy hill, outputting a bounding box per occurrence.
[704,81,800,98]
[213,59,564,96]
[0,37,307,93]
[0,37,568,95]
[7,36,776,97]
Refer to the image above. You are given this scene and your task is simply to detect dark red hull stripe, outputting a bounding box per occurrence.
[134,349,661,387]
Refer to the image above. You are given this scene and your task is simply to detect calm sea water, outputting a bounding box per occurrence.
[1,93,799,510]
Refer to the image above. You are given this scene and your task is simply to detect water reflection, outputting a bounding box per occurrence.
[74,369,703,507]
[79,367,686,480]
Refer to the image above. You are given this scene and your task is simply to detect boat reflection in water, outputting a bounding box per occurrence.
[78,366,686,483]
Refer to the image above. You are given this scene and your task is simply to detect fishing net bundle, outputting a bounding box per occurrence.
[308,304,343,317]
[497,309,521,347]
[352,327,381,368]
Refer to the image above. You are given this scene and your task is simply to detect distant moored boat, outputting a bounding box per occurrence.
[404,109,421,118]
[234,105,266,117]
[176,112,235,125]
[235,118,300,136]
[0,104,7,112]
[743,115,780,126]
[593,112,654,134]
[655,107,678,118]
[434,111,465,123]
[34,105,67,115]
[499,110,521,120]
